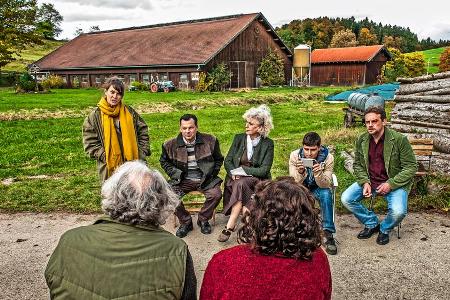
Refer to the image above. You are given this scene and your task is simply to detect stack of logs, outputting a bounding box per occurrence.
[391,71,450,174]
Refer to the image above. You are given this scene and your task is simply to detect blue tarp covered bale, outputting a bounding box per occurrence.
[325,83,399,101]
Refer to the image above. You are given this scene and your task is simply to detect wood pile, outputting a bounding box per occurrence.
[391,71,450,174]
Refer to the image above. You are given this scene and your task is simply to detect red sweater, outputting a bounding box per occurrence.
[200,244,331,300]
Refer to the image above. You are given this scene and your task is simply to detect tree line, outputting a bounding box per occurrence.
[275,16,450,53]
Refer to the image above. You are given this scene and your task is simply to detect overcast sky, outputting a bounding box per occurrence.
[39,0,450,42]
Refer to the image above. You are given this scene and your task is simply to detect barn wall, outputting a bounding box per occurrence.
[311,63,366,86]
[206,20,292,88]
[365,52,390,84]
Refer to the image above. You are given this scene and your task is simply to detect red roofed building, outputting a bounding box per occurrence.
[34,13,292,89]
[310,45,391,86]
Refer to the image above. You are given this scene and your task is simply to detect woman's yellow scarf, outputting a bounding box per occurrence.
[98,97,139,176]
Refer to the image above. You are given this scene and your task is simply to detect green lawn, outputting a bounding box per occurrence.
[417,47,446,74]
[0,87,448,212]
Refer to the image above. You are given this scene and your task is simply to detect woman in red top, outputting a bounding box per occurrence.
[200,177,332,300]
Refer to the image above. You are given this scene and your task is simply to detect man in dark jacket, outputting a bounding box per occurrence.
[341,106,417,245]
[45,161,197,300]
[160,114,224,238]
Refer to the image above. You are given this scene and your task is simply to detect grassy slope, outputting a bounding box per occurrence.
[416,47,445,74]
[2,40,66,73]
[0,88,448,212]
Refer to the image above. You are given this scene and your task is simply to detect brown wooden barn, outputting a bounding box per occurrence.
[34,13,292,89]
[310,45,391,86]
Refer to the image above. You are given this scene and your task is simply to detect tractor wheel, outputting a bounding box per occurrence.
[150,83,158,93]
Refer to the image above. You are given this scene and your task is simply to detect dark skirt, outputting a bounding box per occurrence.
[222,176,260,215]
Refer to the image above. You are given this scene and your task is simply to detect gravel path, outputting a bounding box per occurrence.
[1,212,449,300]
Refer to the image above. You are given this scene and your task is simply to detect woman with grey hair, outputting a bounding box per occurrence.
[45,161,197,300]
[218,105,275,242]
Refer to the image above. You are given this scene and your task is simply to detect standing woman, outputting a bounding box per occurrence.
[218,104,274,242]
[83,77,150,182]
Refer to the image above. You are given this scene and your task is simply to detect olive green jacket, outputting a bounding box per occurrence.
[82,106,150,182]
[45,216,187,300]
[224,133,274,179]
[354,127,417,192]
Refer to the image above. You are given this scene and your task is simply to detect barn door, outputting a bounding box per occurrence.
[229,61,246,88]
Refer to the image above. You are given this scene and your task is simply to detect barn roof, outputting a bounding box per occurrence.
[311,45,391,64]
[35,13,291,70]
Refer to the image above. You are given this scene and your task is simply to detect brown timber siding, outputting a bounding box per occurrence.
[206,20,292,88]
[311,63,366,86]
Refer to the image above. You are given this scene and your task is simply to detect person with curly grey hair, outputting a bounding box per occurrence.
[201,177,331,300]
[45,161,197,300]
[218,104,274,242]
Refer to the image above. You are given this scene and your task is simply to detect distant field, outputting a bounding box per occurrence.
[416,47,446,74]
[2,40,66,72]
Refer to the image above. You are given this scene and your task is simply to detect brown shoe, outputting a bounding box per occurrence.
[217,227,234,242]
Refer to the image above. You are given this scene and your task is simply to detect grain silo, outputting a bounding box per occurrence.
[292,44,311,86]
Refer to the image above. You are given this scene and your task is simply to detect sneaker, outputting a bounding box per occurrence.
[357,224,380,239]
[324,231,338,255]
[176,222,193,238]
[197,219,212,235]
[376,232,390,245]
[217,227,234,242]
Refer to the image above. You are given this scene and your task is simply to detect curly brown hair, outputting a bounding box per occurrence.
[238,177,322,260]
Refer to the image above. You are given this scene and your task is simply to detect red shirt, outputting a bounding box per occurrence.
[368,133,389,189]
[200,244,332,300]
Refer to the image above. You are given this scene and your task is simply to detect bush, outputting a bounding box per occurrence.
[17,73,37,92]
[439,47,450,72]
[195,72,212,92]
[382,47,425,81]
[257,49,285,86]
[41,75,65,90]
[208,63,230,91]
[130,81,149,91]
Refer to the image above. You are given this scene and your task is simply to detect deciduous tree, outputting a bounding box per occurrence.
[358,28,378,45]
[330,29,357,48]
[36,3,63,39]
[438,47,450,72]
[0,0,41,69]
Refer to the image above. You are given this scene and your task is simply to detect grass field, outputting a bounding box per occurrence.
[0,87,448,213]
[2,40,66,73]
[417,47,446,74]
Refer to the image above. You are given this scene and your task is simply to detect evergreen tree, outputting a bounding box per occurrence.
[257,49,285,86]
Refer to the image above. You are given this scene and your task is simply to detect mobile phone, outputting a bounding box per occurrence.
[301,158,316,168]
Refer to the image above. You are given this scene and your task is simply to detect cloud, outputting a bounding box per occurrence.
[54,0,153,10]
[64,12,131,22]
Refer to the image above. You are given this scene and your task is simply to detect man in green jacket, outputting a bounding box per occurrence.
[45,161,197,300]
[341,106,417,245]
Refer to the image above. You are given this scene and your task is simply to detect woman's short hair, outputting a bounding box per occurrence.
[101,161,180,227]
[238,177,322,260]
[103,76,125,96]
[243,104,274,138]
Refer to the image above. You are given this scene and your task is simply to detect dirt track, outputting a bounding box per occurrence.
[1,212,449,300]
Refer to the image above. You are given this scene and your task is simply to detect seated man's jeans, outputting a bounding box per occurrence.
[341,182,408,234]
[311,187,336,233]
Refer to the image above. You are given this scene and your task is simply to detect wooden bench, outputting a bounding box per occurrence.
[173,191,217,228]
[409,138,434,176]
[408,138,434,196]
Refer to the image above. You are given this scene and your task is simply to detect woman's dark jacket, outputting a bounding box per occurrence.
[224,133,274,179]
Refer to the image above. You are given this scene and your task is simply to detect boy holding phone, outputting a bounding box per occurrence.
[289,132,337,255]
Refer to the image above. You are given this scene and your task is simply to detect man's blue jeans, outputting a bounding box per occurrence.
[341,182,408,234]
[311,187,336,233]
